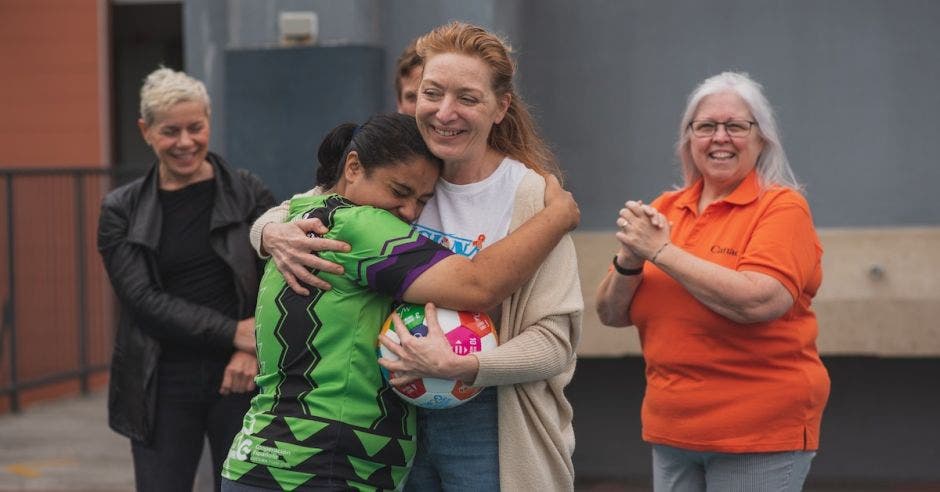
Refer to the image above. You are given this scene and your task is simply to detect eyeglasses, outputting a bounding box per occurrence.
[688,120,758,138]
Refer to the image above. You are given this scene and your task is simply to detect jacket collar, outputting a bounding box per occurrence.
[676,169,760,214]
[126,152,245,249]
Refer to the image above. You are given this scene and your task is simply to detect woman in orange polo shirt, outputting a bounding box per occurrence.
[596,71,830,491]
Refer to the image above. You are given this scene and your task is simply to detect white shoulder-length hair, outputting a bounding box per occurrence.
[674,71,802,192]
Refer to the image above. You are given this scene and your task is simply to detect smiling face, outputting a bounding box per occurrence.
[415,52,510,170]
[340,152,440,223]
[689,91,764,191]
[139,100,212,188]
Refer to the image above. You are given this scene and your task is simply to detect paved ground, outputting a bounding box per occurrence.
[0,391,934,491]
[0,390,213,492]
[0,391,133,491]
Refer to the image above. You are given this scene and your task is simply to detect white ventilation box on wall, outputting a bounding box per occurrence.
[279,11,318,46]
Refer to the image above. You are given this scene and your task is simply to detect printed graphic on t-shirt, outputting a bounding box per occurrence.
[414,224,486,258]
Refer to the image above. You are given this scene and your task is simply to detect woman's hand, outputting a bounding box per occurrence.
[543,175,580,231]
[219,350,258,395]
[596,200,660,326]
[378,303,479,385]
[616,201,795,323]
[616,200,670,261]
[233,317,256,353]
[261,218,351,295]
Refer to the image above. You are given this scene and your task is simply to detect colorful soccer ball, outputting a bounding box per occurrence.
[378,303,498,409]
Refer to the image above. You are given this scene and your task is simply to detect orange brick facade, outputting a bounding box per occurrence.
[0,0,113,413]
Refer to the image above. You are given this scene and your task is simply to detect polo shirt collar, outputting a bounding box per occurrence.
[723,169,760,206]
[676,179,703,214]
[676,169,760,214]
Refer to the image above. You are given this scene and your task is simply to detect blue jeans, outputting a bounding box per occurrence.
[652,444,816,492]
[403,387,499,491]
[131,359,252,492]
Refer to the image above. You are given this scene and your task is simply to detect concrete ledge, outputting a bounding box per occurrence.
[574,226,940,357]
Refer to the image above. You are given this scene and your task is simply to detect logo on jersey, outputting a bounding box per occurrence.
[235,436,253,461]
[414,225,485,258]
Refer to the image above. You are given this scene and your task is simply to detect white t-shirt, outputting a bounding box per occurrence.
[414,157,527,258]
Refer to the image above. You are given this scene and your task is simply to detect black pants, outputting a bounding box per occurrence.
[131,359,252,492]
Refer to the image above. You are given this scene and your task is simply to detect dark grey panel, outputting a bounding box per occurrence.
[224,46,385,201]
[570,356,940,483]
[517,0,940,228]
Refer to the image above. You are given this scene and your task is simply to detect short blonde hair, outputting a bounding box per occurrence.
[139,67,211,125]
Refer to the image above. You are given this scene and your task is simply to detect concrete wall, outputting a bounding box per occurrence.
[576,227,940,357]
[573,227,940,483]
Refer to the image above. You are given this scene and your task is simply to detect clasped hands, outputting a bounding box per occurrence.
[615,200,671,267]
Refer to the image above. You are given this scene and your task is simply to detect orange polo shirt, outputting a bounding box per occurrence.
[630,170,830,453]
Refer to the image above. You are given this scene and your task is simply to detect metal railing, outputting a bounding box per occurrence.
[0,167,115,413]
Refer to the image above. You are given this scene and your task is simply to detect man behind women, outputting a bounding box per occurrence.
[97,67,275,491]
[252,22,582,491]
[596,72,829,491]
[395,40,422,115]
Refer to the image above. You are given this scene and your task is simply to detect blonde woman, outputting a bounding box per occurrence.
[98,67,274,491]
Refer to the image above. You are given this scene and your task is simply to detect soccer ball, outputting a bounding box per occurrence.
[378,303,498,409]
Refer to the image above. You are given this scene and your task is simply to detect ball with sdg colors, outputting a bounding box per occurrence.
[378,303,498,409]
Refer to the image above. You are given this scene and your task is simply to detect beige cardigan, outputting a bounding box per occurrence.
[477,170,583,491]
[248,172,583,490]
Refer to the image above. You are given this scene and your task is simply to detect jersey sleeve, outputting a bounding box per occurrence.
[326,206,453,301]
[737,191,822,302]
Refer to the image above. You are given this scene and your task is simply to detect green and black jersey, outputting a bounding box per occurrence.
[222,195,452,491]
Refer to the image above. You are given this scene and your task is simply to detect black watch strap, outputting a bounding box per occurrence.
[612,256,643,275]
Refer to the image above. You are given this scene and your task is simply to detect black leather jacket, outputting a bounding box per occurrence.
[97,152,275,442]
